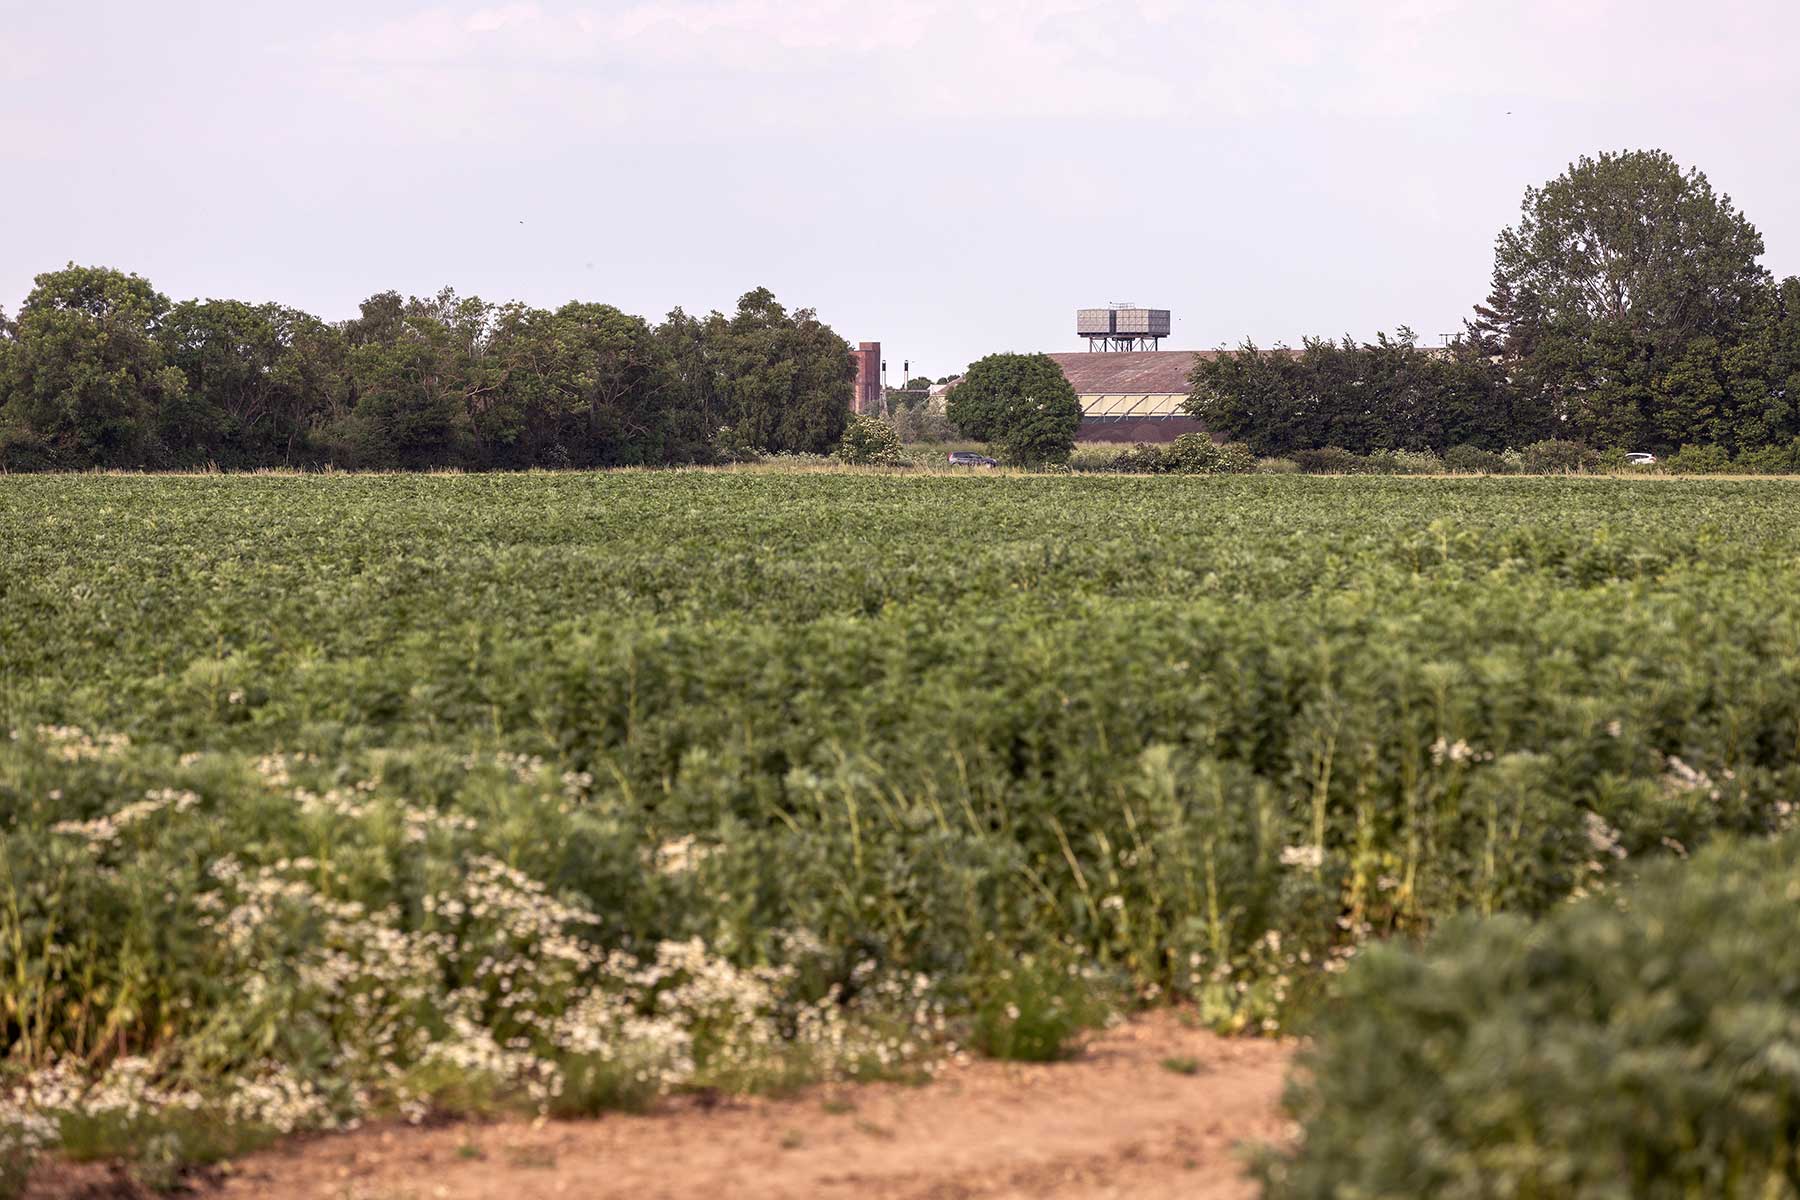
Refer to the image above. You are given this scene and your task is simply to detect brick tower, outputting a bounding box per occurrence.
[850,342,881,415]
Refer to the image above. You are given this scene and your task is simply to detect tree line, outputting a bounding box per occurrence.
[0,267,853,470]
[1191,151,1800,457]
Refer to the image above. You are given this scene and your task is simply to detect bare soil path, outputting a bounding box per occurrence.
[30,1013,1296,1200]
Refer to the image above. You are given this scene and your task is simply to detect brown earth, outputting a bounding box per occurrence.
[26,1012,1297,1200]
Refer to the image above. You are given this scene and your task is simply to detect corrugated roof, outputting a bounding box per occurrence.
[935,349,1295,414]
[1048,351,1207,396]
[1048,349,1302,396]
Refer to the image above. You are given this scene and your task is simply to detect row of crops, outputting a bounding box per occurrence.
[4,472,1799,1194]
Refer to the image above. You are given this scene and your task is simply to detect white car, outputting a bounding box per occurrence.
[1624,452,1657,467]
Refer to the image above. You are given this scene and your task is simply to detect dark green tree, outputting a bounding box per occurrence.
[482,302,672,467]
[1643,277,1800,453]
[0,265,188,468]
[333,290,488,468]
[1186,341,1307,455]
[1472,150,1771,446]
[947,352,1082,463]
[157,299,346,466]
[1436,340,1551,450]
[1728,277,1800,450]
[708,288,853,455]
[652,307,721,458]
[1651,337,1729,449]
[547,302,671,465]
[1769,277,1800,433]
[343,290,408,348]
[1191,333,1544,457]
[0,270,862,470]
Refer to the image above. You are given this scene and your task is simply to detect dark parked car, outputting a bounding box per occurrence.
[947,451,998,468]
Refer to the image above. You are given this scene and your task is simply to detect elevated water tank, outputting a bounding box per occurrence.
[1077,305,1171,351]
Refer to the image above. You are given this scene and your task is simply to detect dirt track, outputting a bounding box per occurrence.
[30,1013,1296,1200]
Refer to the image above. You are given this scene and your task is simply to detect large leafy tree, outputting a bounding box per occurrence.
[1770,276,1800,432]
[1187,341,1307,455]
[0,265,188,468]
[1472,150,1771,447]
[653,306,721,458]
[157,299,347,466]
[483,302,672,467]
[334,289,490,468]
[947,352,1081,464]
[1642,276,1800,452]
[545,302,669,464]
[706,289,853,455]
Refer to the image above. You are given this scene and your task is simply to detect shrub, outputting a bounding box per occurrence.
[1259,833,1800,1200]
[1065,446,1123,474]
[711,425,762,464]
[0,425,60,474]
[1291,446,1365,474]
[1359,450,1400,474]
[1159,434,1256,475]
[1732,440,1800,474]
[1519,438,1597,473]
[1663,443,1734,474]
[1443,443,1508,473]
[1256,456,1301,474]
[967,956,1111,1063]
[835,415,906,466]
[1388,449,1444,475]
[1086,437,1257,476]
[890,404,958,444]
[1215,441,1258,474]
[1107,443,1167,473]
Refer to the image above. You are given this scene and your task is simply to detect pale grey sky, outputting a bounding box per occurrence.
[4,0,1798,378]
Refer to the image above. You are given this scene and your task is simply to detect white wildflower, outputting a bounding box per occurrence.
[1583,811,1628,861]
[1280,844,1325,870]
[1430,737,1474,766]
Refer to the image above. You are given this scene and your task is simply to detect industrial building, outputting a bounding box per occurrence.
[849,341,882,415]
[1060,306,1205,442]
[1053,349,1208,443]
[853,306,1228,442]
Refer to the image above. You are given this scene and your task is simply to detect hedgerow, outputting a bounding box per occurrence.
[1260,831,1800,1199]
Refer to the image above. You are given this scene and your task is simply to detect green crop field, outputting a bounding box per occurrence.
[5,471,1800,1188]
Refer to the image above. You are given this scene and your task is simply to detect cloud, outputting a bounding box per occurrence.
[608,0,928,55]
[313,0,1800,141]
[318,0,1196,132]
[467,3,543,33]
